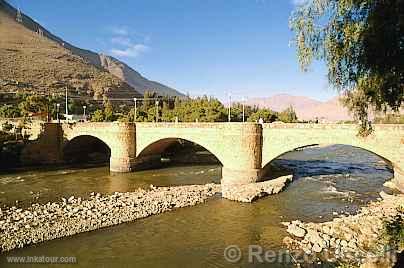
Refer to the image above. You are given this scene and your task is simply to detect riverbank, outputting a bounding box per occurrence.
[283,186,404,267]
[0,174,297,253]
[0,183,220,252]
[222,175,293,202]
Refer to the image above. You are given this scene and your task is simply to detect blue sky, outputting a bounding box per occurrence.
[10,0,335,101]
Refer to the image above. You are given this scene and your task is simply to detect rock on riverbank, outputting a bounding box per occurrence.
[222,175,293,202]
[283,190,404,266]
[0,183,220,252]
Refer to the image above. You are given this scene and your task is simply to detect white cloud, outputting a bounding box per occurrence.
[110,44,149,58]
[111,36,132,46]
[291,0,309,6]
[109,26,129,36]
[106,26,150,58]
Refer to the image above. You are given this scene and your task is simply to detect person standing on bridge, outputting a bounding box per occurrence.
[258,117,264,125]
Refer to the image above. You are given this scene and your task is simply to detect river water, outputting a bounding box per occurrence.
[0,145,393,267]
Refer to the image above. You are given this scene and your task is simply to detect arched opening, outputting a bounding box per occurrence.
[261,144,394,216]
[63,135,111,166]
[136,138,222,170]
[262,144,393,176]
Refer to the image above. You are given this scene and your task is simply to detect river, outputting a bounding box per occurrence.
[0,145,393,267]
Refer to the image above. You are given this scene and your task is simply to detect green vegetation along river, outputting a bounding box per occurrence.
[0,145,393,267]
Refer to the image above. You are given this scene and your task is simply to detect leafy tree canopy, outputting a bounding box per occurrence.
[290,0,404,133]
[278,105,298,123]
[91,109,105,122]
[247,108,278,123]
[0,104,21,118]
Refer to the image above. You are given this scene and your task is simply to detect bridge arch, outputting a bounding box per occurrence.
[137,137,225,164]
[261,124,403,189]
[261,143,394,175]
[63,135,111,164]
[135,123,263,185]
[61,122,136,172]
[134,137,222,169]
[262,143,394,168]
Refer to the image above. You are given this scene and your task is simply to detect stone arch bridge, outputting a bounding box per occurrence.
[23,122,404,192]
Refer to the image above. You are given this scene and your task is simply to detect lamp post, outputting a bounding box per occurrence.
[155,100,159,122]
[242,97,245,123]
[228,92,232,122]
[56,103,60,123]
[134,97,138,122]
[83,105,87,121]
[65,87,68,116]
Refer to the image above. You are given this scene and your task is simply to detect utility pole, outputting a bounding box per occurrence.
[83,105,87,121]
[65,87,68,116]
[242,97,245,123]
[56,103,60,123]
[133,97,137,122]
[155,100,159,122]
[228,92,232,122]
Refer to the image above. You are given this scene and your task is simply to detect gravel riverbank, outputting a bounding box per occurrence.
[0,183,220,252]
[283,188,404,266]
[222,175,293,202]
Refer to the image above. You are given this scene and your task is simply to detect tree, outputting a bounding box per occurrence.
[18,95,48,117]
[161,102,174,122]
[247,109,278,123]
[142,91,157,110]
[1,121,13,132]
[290,0,404,134]
[91,109,105,122]
[103,101,116,122]
[0,105,21,118]
[278,106,298,123]
[68,99,87,115]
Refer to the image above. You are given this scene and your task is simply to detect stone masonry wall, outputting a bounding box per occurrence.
[61,122,136,172]
[18,122,404,191]
[262,123,404,191]
[135,123,263,185]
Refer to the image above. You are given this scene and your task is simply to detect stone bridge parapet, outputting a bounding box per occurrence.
[24,122,404,192]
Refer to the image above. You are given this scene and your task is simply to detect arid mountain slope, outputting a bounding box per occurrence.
[98,54,183,96]
[246,94,322,113]
[0,1,141,100]
[0,0,182,98]
[246,94,353,121]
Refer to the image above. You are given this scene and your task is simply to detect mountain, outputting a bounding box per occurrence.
[98,54,183,96]
[246,94,353,122]
[246,94,322,113]
[300,96,352,121]
[0,0,183,98]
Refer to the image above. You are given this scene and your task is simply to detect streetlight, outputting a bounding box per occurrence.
[56,103,60,123]
[242,97,246,123]
[65,87,68,116]
[228,92,232,122]
[155,100,159,122]
[83,105,87,121]
[133,97,137,122]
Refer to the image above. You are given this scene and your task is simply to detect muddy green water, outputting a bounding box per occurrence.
[0,145,393,267]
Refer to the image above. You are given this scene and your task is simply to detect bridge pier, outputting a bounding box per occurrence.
[219,124,263,198]
[109,156,136,172]
[108,123,136,172]
[221,167,262,185]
